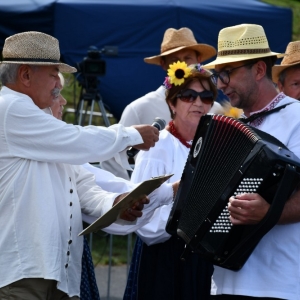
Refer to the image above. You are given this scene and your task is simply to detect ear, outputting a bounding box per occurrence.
[253,60,266,81]
[277,80,284,92]
[160,58,168,71]
[197,54,202,63]
[167,100,174,111]
[18,65,32,87]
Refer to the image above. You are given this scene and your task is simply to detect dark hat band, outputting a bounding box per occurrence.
[218,48,271,57]
[2,57,61,63]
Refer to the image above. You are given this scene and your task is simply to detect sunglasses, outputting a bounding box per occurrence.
[177,89,214,104]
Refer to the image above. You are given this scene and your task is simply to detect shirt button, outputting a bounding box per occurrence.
[65,263,68,268]
[67,251,70,256]
[68,240,72,245]
[69,177,71,181]
[70,189,73,193]
[70,214,72,219]
[70,202,73,206]
[69,226,72,231]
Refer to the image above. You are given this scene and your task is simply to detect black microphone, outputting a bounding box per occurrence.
[127,117,166,158]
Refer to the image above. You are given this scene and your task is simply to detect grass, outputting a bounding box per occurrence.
[62,0,300,266]
[85,230,137,266]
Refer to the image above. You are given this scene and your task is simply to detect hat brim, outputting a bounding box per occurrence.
[203,52,284,70]
[272,61,300,83]
[144,44,216,65]
[1,60,76,73]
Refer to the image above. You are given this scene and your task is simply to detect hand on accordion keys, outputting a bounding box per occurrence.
[228,193,270,225]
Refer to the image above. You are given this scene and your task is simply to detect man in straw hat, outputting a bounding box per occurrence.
[272,40,300,100]
[0,31,180,299]
[204,24,300,299]
[125,27,221,123]
[101,27,223,179]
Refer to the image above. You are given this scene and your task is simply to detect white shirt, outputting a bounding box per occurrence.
[211,96,300,299]
[0,86,145,297]
[119,86,171,126]
[130,130,190,245]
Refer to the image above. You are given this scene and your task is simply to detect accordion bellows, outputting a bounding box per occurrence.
[166,114,300,270]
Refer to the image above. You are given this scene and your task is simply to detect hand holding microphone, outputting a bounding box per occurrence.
[127,117,166,158]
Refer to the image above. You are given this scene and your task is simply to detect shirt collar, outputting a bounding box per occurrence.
[240,92,286,127]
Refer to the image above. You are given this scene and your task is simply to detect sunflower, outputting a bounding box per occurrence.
[167,61,191,86]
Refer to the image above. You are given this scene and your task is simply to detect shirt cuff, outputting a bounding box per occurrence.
[124,126,143,145]
[148,182,174,206]
[97,192,121,216]
[113,126,143,170]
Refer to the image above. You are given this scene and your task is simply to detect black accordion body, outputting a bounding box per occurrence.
[166,114,300,271]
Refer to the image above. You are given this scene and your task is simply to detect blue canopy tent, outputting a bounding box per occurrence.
[0,0,292,120]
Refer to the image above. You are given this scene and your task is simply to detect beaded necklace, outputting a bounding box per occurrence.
[168,120,192,149]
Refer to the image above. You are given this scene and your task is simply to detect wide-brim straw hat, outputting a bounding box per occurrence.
[203,24,284,69]
[1,31,76,73]
[272,41,300,83]
[144,27,216,65]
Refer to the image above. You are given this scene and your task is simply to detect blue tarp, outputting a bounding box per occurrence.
[0,0,292,120]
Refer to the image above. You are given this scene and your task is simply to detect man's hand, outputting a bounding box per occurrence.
[132,125,159,151]
[113,193,150,222]
[228,193,270,225]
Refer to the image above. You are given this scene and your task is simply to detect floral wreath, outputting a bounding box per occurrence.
[163,61,211,90]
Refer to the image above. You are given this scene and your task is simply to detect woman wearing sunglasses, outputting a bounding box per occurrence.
[124,62,217,300]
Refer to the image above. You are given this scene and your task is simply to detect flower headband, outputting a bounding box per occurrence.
[163,61,213,89]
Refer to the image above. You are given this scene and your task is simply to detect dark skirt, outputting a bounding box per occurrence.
[80,236,101,300]
[124,236,213,300]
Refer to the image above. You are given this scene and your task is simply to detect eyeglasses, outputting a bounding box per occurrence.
[177,89,214,104]
[212,62,255,85]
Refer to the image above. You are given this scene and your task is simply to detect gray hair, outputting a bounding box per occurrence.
[58,72,65,87]
[0,63,20,85]
[0,64,43,86]
[278,64,300,85]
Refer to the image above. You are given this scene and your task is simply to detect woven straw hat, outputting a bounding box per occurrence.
[1,31,76,73]
[203,24,284,69]
[144,27,216,65]
[272,41,300,83]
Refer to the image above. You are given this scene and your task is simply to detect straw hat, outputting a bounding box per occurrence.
[144,27,216,65]
[1,31,76,73]
[203,24,284,69]
[272,41,300,83]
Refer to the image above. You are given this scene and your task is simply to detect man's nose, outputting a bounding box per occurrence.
[59,95,67,105]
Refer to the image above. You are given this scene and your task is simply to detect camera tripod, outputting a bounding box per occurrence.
[75,88,111,127]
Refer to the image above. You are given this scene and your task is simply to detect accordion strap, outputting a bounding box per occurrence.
[239,102,295,124]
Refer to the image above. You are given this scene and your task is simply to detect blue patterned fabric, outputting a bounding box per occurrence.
[80,236,101,300]
[123,237,143,300]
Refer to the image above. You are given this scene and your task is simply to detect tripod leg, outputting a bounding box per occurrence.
[78,99,85,125]
[97,95,111,127]
[89,100,96,125]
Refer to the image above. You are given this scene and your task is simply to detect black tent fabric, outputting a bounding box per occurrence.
[0,0,292,120]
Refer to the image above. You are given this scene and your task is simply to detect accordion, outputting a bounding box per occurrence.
[166,114,300,271]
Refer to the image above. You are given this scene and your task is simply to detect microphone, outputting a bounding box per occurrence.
[127,117,166,158]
